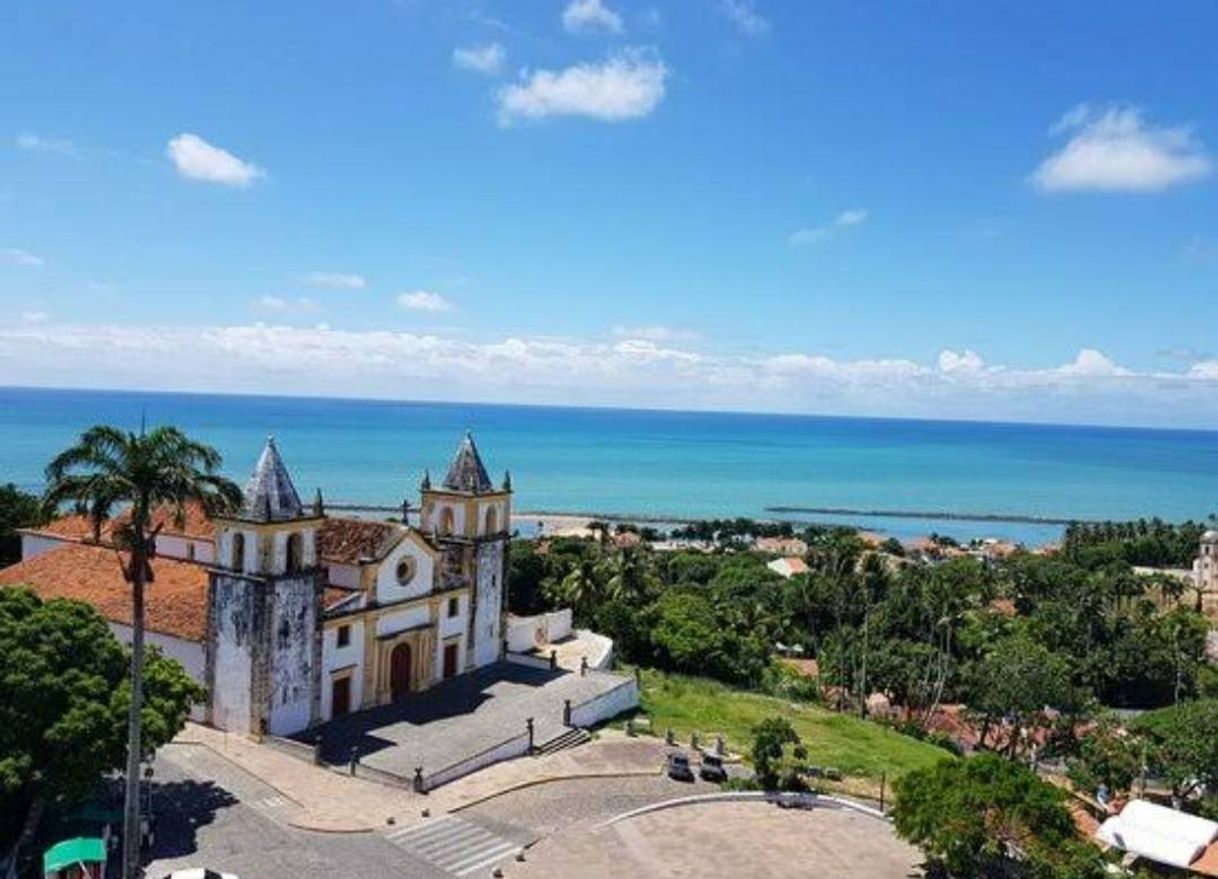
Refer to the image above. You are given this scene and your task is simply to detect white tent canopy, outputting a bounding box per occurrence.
[1098,799,1218,871]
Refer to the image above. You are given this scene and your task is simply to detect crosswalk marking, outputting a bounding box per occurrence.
[384,815,522,876]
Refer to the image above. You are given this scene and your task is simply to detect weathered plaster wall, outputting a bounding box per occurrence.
[20,533,67,561]
[327,561,360,589]
[267,577,317,736]
[211,575,254,734]
[109,621,207,721]
[472,541,504,668]
[424,500,467,537]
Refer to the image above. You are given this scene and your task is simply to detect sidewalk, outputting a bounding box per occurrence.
[173,724,668,833]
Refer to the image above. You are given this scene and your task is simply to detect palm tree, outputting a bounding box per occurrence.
[43,424,241,879]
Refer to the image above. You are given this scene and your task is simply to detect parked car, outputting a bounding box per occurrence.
[666,752,695,782]
[160,869,240,879]
[699,753,728,783]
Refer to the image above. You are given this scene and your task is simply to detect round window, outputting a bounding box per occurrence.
[395,556,417,586]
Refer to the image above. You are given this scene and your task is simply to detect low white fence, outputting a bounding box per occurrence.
[569,676,640,729]
[422,731,532,791]
[505,609,573,652]
[505,650,554,671]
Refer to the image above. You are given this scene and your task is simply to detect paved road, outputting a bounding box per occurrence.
[461,774,704,838]
[145,743,451,879]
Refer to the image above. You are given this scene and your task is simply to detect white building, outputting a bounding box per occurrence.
[1,433,513,737]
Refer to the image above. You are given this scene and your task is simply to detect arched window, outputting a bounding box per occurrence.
[231,532,246,572]
[286,532,304,573]
[484,506,498,535]
[439,507,455,536]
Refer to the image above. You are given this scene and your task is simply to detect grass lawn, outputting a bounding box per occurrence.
[637,667,952,782]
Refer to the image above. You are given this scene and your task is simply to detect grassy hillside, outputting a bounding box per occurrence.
[638,668,952,781]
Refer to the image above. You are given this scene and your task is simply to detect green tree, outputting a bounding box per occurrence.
[1133,699,1218,805]
[0,483,45,566]
[751,716,801,790]
[892,753,1104,879]
[967,633,1077,757]
[0,589,203,849]
[43,424,240,879]
[507,539,548,615]
[1067,716,1143,798]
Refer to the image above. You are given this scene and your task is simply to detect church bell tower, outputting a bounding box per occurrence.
[420,432,512,669]
[206,437,325,737]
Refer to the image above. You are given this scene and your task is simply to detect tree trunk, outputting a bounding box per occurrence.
[122,535,147,879]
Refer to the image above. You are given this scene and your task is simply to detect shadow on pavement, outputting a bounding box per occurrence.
[148,779,239,861]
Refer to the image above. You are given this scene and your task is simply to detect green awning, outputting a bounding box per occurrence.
[42,837,106,875]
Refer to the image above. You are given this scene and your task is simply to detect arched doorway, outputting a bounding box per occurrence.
[390,642,413,699]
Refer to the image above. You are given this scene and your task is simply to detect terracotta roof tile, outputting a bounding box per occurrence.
[0,543,208,642]
[113,501,216,539]
[26,514,109,541]
[317,517,403,564]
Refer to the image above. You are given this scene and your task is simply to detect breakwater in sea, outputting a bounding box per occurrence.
[765,506,1086,527]
[4,386,1217,547]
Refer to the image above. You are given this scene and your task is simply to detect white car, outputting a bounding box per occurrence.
[160,870,240,879]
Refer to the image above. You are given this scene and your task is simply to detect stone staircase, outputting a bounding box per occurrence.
[534,726,591,756]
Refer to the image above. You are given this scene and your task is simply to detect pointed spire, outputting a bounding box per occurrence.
[239,436,305,522]
[401,497,411,524]
[442,432,492,494]
[502,470,512,492]
[313,488,325,517]
[421,469,432,491]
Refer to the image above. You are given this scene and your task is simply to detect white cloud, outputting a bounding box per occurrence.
[303,272,367,290]
[253,295,320,315]
[938,349,985,373]
[497,51,668,124]
[2,248,44,267]
[7,322,1218,426]
[613,325,701,343]
[1055,347,1129,377]
[19,310,49,325]
[397,290,453,312]
[788,208,868,247]
[167,133,264,187]
[16,132,73,154]
[453,43,506,75]
[1031,105,1212,193]
[563,0,624,34]
[719,0,771,36]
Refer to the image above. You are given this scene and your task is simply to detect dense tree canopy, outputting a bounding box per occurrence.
[0,482,44,566]
[893,754,1105,879]
[0,588,203,847]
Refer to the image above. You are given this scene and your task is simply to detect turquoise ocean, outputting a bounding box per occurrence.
[3,386,1217,546]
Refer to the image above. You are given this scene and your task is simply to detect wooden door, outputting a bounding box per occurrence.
[390,643,413,699]
[331,676,351,718]
[443,642,459,679]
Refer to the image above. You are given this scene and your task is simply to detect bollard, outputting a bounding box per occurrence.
[313,735,325,766]
[549,649,558,670]
[413,766,425,794]
[349,746,359,776]
[580,655,589,677]
[526,717,535,752]
[563,698,572,726]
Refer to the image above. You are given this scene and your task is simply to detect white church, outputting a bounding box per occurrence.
[3,433,514,737]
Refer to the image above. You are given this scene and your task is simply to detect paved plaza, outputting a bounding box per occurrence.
[295,662,632,781]
[508,799,924,879]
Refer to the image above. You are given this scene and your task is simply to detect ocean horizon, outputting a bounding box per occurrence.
[3,385,1217,546]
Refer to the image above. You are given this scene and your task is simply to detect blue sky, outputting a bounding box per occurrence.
[2,1,1217,426]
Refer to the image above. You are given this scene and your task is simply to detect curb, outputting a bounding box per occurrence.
[599,791,889,827]
[286,819,376,835]
[449,768,664,813]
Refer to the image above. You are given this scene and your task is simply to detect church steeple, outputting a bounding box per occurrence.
[240,436,305,522]
[442,431,493,494]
